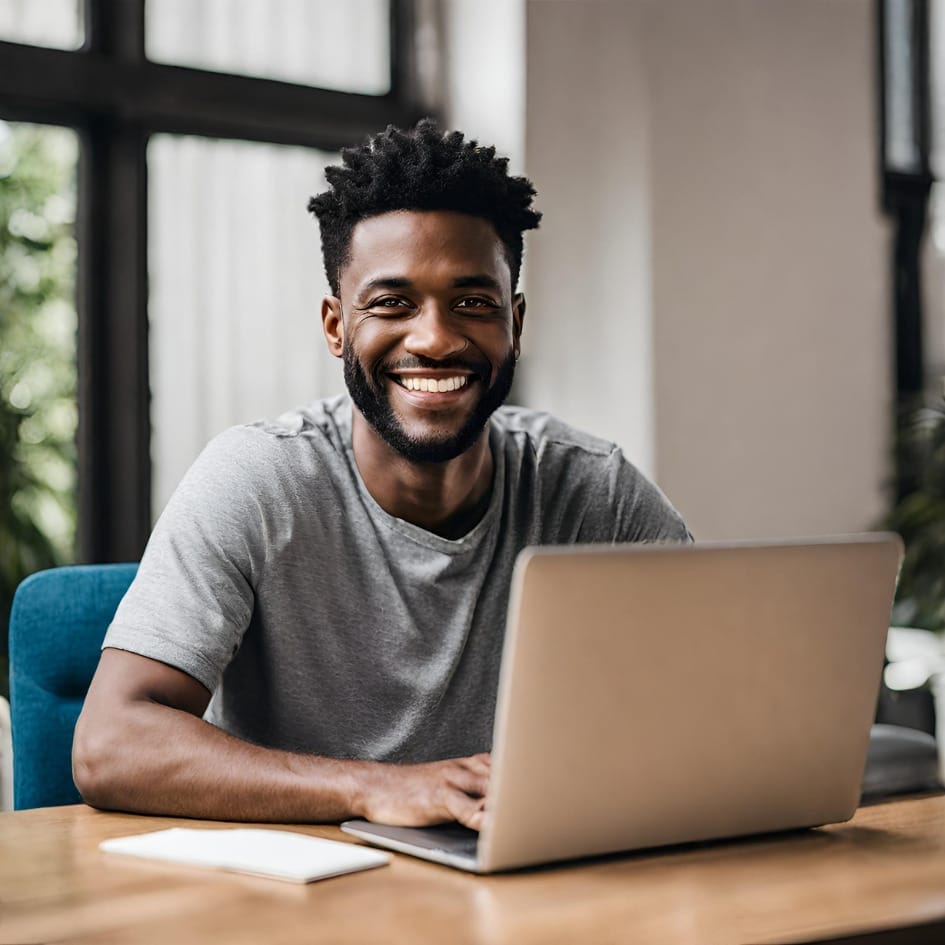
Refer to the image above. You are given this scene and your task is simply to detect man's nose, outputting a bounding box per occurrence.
[403,304,466,360]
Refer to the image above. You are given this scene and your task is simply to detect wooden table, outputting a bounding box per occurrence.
[3,798,945,945]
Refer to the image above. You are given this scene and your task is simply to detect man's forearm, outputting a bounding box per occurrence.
[73,700,371,822]
[74,698,490,828]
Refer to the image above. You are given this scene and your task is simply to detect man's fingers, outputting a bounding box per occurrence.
[437,756,489,827]
[448,791,487,832]
[362,757,491,829]
[446,763,489,799]
[453,753,491,785]
[463,753,491,775]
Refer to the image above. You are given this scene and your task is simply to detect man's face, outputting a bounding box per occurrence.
[323,210,525,463]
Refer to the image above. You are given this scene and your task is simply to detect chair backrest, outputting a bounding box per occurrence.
[9,564,138,809]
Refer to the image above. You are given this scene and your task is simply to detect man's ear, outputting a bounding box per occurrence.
[321,296,344,359]
[512,293,526,360]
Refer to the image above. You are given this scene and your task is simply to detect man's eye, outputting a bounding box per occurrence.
[455,297,499,311]
[370,297,411,312]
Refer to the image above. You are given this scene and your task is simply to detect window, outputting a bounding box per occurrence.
[146,0,391,95]
[0,1,84,50]
[0,122,80,636]
[0,0,430,563]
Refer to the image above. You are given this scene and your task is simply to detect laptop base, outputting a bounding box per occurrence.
[341,820,481,872]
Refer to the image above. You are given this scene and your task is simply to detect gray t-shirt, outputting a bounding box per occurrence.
[105,396,689,763]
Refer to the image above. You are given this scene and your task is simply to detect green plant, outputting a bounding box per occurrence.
[885,397,945,632]
[0,122,79,699]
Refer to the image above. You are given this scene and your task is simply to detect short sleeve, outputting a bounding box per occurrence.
[606,448,693,543]
[103,428,268,692]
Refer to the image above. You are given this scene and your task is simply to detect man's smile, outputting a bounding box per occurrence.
[389,371,476,394]
[393,373,471,393]
[384,373,480,414]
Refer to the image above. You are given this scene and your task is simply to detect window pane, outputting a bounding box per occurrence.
[884,0,922,174]
[925,181,945,394]
[932,0,945,181]
[0,0,84,49]
[148,134,344,519]
[146,0,391,95]
[0,121,79,695]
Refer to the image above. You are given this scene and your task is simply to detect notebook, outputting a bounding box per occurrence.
[100,827,389,883]
[343,534,903,873]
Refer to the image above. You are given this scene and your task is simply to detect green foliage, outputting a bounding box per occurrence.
[885,398,945,632]
[0,122,79,698]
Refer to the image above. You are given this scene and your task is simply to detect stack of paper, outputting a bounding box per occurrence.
[100,827,390,883]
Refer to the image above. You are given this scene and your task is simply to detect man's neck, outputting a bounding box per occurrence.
[350,411,494,540]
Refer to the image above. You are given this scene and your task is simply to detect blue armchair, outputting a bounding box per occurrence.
[9,564,138,810]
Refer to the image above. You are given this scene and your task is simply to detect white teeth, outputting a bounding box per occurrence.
[400,375,468,392]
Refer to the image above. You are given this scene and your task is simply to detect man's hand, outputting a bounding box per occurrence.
[356,753,491,831]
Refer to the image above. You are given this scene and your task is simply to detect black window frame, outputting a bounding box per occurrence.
[876,0,936,500]
[0,0,427,561]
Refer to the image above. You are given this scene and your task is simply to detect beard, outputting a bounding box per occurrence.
[344,346,517,464]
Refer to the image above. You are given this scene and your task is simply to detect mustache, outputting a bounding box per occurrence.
[379,355,488,378]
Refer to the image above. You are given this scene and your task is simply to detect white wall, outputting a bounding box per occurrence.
[515,0,890,539]
[521,1,655,475]
[648,0,889,539]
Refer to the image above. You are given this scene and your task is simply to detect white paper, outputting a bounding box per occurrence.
[100,827,390,883]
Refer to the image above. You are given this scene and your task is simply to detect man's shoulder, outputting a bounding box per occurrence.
[492,406,690,542]
[178,396,351,504]
[491,406,620,462]
[236,394,350,443]
[203,396,350,462]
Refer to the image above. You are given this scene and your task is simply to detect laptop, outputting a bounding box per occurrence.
[341,534,903,873]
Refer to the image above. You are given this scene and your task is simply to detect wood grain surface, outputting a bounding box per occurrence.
[2,797,945,945]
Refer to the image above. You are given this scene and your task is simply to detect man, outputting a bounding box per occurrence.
[73,121,689,831]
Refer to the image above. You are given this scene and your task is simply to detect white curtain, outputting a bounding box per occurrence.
[148,136,344,519]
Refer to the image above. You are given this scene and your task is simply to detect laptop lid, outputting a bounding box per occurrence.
[476,534,902,872]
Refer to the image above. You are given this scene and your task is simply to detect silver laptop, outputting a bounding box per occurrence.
[342,534,903,873]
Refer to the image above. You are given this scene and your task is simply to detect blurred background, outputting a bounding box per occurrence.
[1,0,944,704]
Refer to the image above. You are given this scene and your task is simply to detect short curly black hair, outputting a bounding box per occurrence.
[308,119,541,295]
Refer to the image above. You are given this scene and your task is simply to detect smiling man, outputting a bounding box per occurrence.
[73,121,689,830]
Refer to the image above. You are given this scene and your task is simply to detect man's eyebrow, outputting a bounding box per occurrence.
[360,276,413,292]
[357,274,503,293]
[451,274,502,291]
